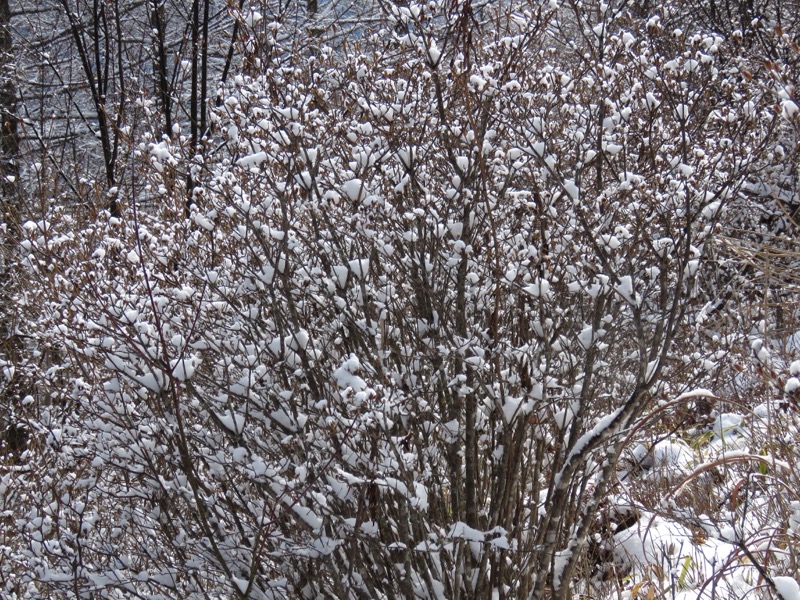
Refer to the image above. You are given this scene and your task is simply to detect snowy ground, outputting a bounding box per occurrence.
[592,392,800,600]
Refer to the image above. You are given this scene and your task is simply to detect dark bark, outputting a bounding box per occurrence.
[187,0,210,213]
[149,0,173,136]
[60,0,121,215]
[0,0,24,459]
[0,0,18,213]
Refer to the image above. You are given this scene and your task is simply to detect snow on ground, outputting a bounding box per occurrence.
[599,391,800,600]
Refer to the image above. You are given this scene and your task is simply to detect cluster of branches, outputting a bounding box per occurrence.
[1,0,800,598]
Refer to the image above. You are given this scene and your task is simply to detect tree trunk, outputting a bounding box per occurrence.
[0,0,18,222]
[0,0,25,460]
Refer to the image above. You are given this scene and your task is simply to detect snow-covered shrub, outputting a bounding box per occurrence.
[3,1,791,598]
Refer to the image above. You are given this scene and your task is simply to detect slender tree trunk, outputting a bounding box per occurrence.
[190,0,199,150]
[150,0,173,136]
[0,0,18,222]
[187,0,209,214]
[200,0,209,137]
[60,0,121,216]
[0,0,24,459]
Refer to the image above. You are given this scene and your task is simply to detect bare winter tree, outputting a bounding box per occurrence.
[6,0,385,219]
[5,0,231,215]
[0,0,17,230]
[0,0,26,464]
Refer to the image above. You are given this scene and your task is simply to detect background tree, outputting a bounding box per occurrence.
[0,0,26,464]
[5,0,383,218]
